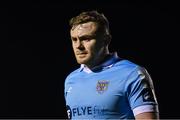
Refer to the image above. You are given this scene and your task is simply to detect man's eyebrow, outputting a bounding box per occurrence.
[79,35,96,39]
[71,34,96,41]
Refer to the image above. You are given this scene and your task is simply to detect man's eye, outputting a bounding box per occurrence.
[82,37,92,41]
[72,38,77,42]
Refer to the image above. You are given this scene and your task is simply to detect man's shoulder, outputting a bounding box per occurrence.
[107,59,141,79]
[114,59,140,71]
[115,59,152,83]
[65,67,81,80]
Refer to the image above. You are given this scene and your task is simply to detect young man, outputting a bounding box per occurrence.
[64,10,159,119]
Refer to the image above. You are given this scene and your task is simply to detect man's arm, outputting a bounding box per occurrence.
[127,67,159,119]
[135,112,159,120]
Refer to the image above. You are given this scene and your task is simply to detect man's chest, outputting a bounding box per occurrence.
[65,74,129,118]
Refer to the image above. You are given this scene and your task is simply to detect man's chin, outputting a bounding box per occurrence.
[77,59,89,65]
[77,61,87,65]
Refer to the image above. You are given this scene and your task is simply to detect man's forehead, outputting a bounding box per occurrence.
[71,22,97,34]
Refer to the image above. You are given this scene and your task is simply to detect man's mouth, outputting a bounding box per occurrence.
[76,52,87,55]
[76,52,87,57]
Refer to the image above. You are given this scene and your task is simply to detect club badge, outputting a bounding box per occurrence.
[96,80,109,94]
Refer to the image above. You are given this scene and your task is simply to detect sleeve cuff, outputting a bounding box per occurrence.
[133,105,159,116]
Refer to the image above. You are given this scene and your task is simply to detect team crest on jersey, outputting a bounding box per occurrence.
[96,80,109,94]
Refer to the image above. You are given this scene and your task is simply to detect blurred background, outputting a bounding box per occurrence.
[1,0,180,119]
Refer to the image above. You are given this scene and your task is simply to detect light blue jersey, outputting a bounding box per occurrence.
[64,53,158,119]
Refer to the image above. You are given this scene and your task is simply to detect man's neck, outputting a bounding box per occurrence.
[86,52,110,69]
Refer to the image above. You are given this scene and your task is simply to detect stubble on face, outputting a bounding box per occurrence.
[70,22,102,67]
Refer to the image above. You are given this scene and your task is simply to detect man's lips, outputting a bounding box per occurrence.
[76,52,88,55]
[76,52,88,58]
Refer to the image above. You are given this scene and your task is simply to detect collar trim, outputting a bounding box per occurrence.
[79,52,120,73]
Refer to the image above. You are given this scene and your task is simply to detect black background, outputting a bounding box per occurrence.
[1,0,180,119]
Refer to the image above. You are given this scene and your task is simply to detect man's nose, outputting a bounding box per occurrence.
[76,40,84,50]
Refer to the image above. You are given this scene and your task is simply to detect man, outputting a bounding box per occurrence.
[64,10,159,119]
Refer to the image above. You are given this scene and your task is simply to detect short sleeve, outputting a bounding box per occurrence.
[126,67,159,116]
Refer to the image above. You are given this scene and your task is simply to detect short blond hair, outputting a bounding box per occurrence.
[69,10,111,37]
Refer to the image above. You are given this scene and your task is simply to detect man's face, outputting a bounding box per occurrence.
[70,22,105,67]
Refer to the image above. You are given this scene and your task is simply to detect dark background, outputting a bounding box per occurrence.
[1,0,180,119]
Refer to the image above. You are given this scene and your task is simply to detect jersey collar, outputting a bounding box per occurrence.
[79,52,121,73]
